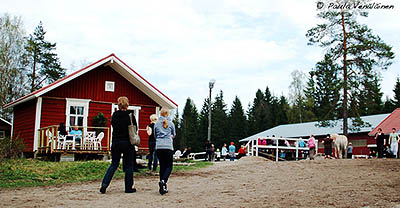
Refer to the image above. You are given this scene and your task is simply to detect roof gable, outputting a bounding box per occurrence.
[4,54,177,109]
[368,108,400,136]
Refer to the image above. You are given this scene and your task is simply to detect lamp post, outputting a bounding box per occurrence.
[208,79,215,142]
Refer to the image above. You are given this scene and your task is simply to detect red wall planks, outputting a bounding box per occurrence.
[45,66,158,107]
[13,99,37,152]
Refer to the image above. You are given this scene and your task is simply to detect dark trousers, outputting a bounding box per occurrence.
[102,140,134,191]
[148,142,158,171]
[347,153,353,159]
[156,149,173,183]
[377,143,384,158]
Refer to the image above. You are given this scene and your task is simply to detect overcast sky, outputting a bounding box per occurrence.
[2,0,399,113]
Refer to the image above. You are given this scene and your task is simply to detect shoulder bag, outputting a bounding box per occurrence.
[128,113,140,146]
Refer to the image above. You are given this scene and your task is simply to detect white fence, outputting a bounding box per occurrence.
[244,137,318,162]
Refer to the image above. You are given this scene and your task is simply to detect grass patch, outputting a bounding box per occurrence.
[0,159,212,189]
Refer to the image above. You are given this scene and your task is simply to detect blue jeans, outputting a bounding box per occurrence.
[148,142,158,171]
[156,149,173,183]
[102,140,134,191]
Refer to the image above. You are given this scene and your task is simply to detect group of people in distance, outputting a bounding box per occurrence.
[205,141,246,161]
[100,96,176,195]
[374,127,400,158]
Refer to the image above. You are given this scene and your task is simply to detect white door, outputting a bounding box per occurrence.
[110,104,141,144]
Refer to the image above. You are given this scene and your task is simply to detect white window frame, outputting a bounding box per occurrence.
[66,98,90,130]
[105,81,115,92]
[111,104,141,125]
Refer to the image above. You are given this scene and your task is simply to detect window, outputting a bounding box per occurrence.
[66,99,90,129]
[69,106,84,127]
[105,81,115,92]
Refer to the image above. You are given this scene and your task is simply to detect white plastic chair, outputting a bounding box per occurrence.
[64,135,75,150]
[45,130,52,148]
[93,132,104,150]
[57,133,66,149]
[83,131,96,150]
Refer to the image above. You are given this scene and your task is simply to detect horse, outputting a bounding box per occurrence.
[330,134,348,159]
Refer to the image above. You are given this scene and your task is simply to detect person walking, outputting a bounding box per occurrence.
[221,144,228,161]
[375,128,386,158]
[228,142,236,161]
[147,114,158,174]
[389,128,399,158]
[155,107,176,195]
[100,96,137,194]
[308,134,316,160]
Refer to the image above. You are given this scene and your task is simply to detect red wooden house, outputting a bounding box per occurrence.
[4,54,177,157]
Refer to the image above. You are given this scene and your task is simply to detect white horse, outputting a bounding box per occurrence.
[330,134,348,159]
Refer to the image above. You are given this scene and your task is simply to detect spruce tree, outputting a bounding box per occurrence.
[394,77,400,108]
[305,54,341,126]
[228,96,247,144]
[198,98,210,152]
[25,21,65,92]
[276,95,290,125]
[181,98,200,152]
[210,90,228,150]
[172,109,182,151]
[247,89,268,135]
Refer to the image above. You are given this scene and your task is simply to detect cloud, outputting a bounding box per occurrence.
[1,0,399,113]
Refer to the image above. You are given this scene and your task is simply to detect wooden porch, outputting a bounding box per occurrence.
[37,125,111,155]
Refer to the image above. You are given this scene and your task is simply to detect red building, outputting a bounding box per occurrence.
[0,118,12,139]
[4,54,177,157]
[369,108,400,136]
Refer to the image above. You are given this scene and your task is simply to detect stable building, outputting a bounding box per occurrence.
[239,113,389,156]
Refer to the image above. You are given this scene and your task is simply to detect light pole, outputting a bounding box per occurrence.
[208,79,215,142]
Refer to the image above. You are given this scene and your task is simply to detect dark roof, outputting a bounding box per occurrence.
[369,108,400,136]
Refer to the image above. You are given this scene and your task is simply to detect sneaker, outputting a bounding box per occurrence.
[125,188,137,193]
[159,181,166,195]
[100,186,107,194]
[164,183,168,193]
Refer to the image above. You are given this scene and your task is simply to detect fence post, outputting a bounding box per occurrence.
[255,139,257,157]
[276,138,279,162]
[296,138,299,161]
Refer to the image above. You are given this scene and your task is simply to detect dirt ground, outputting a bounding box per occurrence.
[1,156,400,208]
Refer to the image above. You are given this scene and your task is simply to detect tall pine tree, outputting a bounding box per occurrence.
[25,21,65,92]
[306,6,394,134]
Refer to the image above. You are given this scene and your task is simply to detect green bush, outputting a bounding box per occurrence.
[92,112,108,134]
[0,136,25,160]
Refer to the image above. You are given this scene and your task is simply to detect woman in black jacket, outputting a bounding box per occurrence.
[100,96,137,194]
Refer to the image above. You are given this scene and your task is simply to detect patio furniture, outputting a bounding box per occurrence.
[83,131,96,150]
[93,132,104,150]
[64,135,76,150]
[57,133,66,149]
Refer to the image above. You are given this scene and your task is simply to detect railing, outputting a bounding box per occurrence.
[244,137,318,162]
[37,125,110,154]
